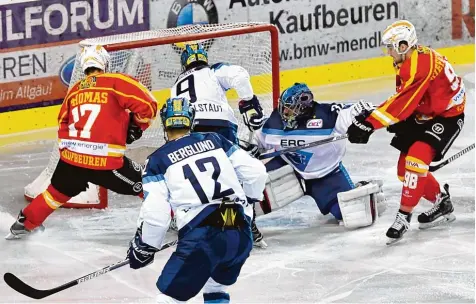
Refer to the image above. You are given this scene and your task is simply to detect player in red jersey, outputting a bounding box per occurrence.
[347,20,466,244]
[6,45,158,239]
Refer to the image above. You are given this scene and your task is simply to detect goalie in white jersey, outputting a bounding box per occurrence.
[170,43,266,144]
[246,83,386,233]
[127,97,267,303]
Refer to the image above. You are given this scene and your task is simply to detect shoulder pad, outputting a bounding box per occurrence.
[211,62,230,70]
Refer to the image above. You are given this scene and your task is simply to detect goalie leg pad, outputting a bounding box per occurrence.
[258,165,304,216]
[338,182,381,228]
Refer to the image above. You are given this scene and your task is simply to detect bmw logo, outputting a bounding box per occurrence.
[167,0,219,29]
[59,56,76,86]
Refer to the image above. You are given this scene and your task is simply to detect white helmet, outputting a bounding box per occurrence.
[79,45,110,73]
[382,20,418,55]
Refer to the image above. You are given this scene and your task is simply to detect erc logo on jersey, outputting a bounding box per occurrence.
[167,0,219,52]
[306,119,323,129]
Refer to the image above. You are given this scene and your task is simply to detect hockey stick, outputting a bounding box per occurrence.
[429,143,475,172]
[4,239,178,300]
[258,134,348,160]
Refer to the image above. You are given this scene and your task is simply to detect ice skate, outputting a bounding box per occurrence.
[251,220,267,249]
[386,211,412,245]
[418,184,456,229]
[5,211,44,240]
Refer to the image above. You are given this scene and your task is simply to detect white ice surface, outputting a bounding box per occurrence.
[0,70,474,303]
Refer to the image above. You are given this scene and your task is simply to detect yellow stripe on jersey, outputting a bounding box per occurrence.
[97,73,156,103]
[108,143,126,150]
[57,108,68,125]
[370,109,398,126]
[107,152,124,157]
[400,51,435,114]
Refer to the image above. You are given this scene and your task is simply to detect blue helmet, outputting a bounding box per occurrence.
[160,97,195,130]
[181,43,208,70]
[278,83,315,129]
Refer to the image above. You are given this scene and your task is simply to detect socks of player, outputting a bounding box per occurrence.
[22,185,71,231]
[398,141,440,212]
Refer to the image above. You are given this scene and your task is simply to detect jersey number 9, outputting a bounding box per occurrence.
[175,74,197,103]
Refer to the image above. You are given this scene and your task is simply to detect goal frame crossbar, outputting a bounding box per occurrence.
[102,23,280,107]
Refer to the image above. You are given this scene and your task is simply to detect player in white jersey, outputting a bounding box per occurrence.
[245,83,386,241]
[127,96,267,303]
[170,43,266,144]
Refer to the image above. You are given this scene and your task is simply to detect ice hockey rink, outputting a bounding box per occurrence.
[0,65,474,303]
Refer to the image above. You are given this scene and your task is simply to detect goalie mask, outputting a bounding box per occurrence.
[79,45,111,73]
[382,20,418,55]
[278,83,315,129]
[181,43,208,71]
[160,97,195,133]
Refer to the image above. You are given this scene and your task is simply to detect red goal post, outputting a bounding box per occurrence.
[24,22,281,209]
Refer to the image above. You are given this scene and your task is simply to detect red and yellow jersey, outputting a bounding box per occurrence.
[367,45,466,129]
[57,72,158,170]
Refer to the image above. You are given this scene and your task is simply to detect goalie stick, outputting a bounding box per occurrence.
[4,239,178,300]
[259,135,348,160]
[429,143,475,172]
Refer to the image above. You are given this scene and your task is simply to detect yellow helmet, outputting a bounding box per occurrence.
[382,20,418,55]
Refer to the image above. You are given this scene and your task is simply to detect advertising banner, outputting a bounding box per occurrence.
[150,0,474,70]
[0,0,150,112]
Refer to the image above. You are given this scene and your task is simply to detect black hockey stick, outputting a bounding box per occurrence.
[4,239,178,300]
[259,134,348,160]
[429,143,475,172]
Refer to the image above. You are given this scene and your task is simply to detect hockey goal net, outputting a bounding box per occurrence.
[24,22,280,209]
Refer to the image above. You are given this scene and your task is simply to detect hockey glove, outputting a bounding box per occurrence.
[347,111,374,144]
[239,95,266,132]
[242,143,261,158]
[350,100,375,117]
[126,112,143,144]
[127,226,159,269]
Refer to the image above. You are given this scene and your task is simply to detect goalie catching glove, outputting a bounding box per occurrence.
[239,95,266,131]
[126,112,143,144]
[127,225,159,269]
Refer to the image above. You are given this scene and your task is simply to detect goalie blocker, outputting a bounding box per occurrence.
[257,165,386,228]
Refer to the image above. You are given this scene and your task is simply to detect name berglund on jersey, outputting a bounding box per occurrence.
[168,140,216,163]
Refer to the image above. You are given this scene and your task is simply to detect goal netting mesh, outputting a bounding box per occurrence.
[24,22,279,208]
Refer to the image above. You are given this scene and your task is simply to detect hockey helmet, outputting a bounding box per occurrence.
[382,20,418,55]
[160,96,195,130]
[181,43,208,70]
[278,83,314,129]
[79,45,111,73]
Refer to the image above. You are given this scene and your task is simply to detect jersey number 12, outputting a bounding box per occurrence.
[183,156,234,204]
